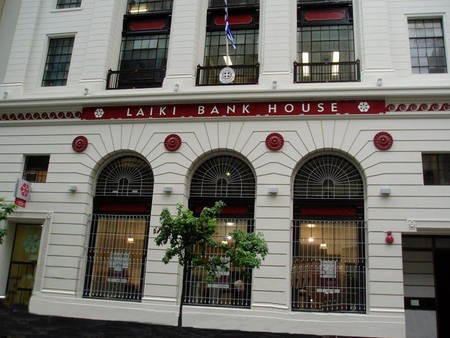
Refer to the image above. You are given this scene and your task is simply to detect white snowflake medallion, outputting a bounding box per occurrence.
[94,108,105,118]
[358,102,370,113]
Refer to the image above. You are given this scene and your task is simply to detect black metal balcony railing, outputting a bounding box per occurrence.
[293,60,360,83]
[196,64,259,86]
[106,68,165,89]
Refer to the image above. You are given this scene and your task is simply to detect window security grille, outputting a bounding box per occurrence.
[83,214,150,301]
[190,155,255,198]
[292,219,366,313]
[293,155,363,199]
[183,218,254,307]
[56,0,81,9]
[23,155,50,183]
[95,156,154,197]
[42,37,74,86]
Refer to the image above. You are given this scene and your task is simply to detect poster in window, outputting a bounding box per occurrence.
[108,252,129,283]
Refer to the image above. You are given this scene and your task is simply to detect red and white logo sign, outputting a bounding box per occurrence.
[15,178,31,207]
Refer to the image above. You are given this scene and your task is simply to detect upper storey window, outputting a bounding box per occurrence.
[196,0,259,86]
[106,0,172,89]
[408,18,447,74]
[42,37,74,87]
[295,0,359,83]
[127,0,172,14]
[56,0,81,9]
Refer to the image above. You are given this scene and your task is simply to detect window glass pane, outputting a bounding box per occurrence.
[56,0,81,9]
[127,0,173,14]
[292,220,365,313]
[42,37,74,86]
[84,215,149,301]
[408,19,447,74]
[422,153,450,185]
[184,218,254,308]
[23,155,50,183]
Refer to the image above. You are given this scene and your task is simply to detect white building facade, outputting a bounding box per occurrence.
[1,1,450,337]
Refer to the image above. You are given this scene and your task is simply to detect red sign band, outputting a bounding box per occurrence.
[82,100,386,120]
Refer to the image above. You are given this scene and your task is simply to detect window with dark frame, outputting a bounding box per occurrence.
[56,0,81,9]
[292,154,366,313]
[408,18,447,74]
[186,155,256,308]
[23,155,50,183]
[422,153,450,185]
[83,156,153,301]
[295,0,359,83]
[42,37,74,87]
[106,0,172,89]
[197,1,259,86]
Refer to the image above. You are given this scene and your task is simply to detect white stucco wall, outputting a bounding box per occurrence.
[1,0,450,337]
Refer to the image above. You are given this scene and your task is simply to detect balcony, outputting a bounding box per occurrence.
[196,64,259,86]
[106,68,165,89]
[293,60,360,83]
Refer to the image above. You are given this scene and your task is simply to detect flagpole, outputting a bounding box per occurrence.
[224,0,230,65]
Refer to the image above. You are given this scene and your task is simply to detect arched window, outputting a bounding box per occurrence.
[292,154,366,313]
[83,156,153,301]
[186,155,256,308]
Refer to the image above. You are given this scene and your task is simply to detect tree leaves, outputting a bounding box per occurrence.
[155,200,268,279]
[0,198,17,244]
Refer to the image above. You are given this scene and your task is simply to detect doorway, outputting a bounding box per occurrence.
[403,235,450,338]
[6,224,42,306]
[434,249,450,337]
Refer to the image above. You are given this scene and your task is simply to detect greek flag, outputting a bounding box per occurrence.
[224,0,237,49]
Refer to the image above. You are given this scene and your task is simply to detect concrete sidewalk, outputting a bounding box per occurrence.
[0,303,324,338]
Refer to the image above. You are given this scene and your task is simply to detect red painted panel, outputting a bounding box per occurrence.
[97,203,148,213]
[194,205,249,216]
[299,207,357,216]
[214,14,253,26]
[304,9,346,22]
[128,19,166,31]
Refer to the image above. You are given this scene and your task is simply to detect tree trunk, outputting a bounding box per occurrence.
[178,257,189,328]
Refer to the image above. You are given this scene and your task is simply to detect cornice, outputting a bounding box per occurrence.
[0,86,449,112]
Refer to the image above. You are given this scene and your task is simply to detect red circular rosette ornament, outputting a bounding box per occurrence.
[373,132,393,151]
[265,133,284,151]
[164,134,182,151]
[72,136,88,153]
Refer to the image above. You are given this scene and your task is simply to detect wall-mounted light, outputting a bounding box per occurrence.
[83,88,89,96]
[3,91,8,99]
[163,186,173,194]
[379,186,391,196]
[174,83,180,92]
[271,80,277,90]
[69,185,78,192]
[376,78,383,87]
[267,187,278,195]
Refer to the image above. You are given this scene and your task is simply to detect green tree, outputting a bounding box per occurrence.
[0,198,17,244]
[155,201,268,328]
